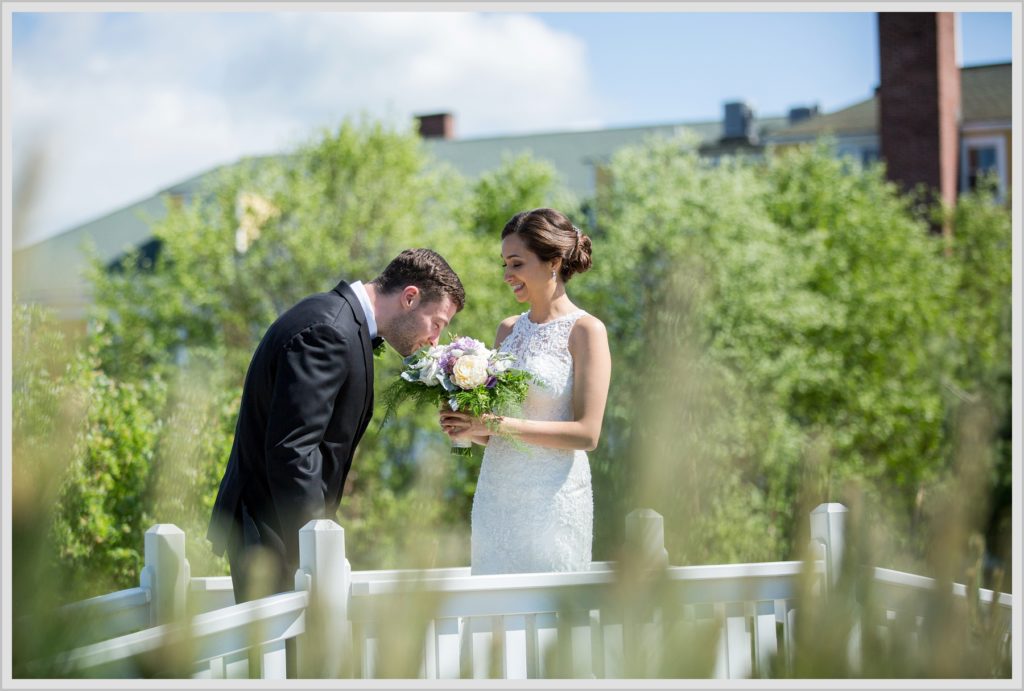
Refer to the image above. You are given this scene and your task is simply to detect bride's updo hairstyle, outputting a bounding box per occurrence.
[501,208,593,283]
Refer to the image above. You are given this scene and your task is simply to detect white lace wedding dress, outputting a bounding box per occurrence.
[470,309,593,575]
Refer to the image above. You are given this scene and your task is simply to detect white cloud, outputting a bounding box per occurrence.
[12,11,597,247]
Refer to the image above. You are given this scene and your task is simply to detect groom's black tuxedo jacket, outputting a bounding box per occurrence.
[207,280,375,573]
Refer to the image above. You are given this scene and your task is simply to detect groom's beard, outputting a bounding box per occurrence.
[380,310,423,357]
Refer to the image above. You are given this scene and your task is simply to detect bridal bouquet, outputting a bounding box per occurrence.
[381,336,531,455]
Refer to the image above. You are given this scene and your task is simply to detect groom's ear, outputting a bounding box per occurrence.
[400,285,421,308]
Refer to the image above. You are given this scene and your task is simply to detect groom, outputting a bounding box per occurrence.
[208,249,464,603]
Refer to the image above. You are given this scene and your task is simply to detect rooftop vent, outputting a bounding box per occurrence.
[415,112,454,140]
[787,104,820,125]
[722,101,755,143]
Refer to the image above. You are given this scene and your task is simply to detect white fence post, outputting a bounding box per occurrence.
[138,524,190,626]
[625,508,669,569]
[809,503,847,590]
[293,520,351,678]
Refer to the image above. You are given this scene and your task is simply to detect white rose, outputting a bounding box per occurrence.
[451,354,490,390]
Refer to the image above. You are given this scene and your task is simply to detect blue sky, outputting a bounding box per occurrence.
[536,13,879,125]
[10,10,1015,248]
[536,12,1013,126]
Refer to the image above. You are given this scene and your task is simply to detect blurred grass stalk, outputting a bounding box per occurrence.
[338,270,1011,679]
[13,289,1011,679]
[11,144,94,673]
[785,398,1010,678]
[10,149,1010,679]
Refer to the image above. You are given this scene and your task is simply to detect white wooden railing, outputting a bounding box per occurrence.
[50,503,1013,679]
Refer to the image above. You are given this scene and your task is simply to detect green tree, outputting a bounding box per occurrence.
[11,302,93,672]
[586,133,817,564]
[12,303,90,614]
[759,143,962,559]
[943,177,1013,582]
[51,367,166,599]
[77,119,572,578]
[29,117,1010,597]
[585,135,989,570]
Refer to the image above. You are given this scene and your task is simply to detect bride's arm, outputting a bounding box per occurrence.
[445,316,612,451]
[440,316,519,447]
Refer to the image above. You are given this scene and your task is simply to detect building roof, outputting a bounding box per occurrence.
[425,116,788,195]
[14,114,787,302]
[768,62,1010,141]
[14,120,730,266]
[13,194,168,316]
[960,61,1013,122]
[12,158,267,316]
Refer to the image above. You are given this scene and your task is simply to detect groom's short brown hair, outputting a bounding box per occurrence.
[371,249,465,311]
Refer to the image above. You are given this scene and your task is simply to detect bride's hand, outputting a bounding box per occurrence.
[438,409,468,437]
[440,410,493,437]
[446,428,475,443]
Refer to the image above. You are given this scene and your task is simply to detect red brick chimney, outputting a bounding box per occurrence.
[878,13,961,231]
[415,112,454,140]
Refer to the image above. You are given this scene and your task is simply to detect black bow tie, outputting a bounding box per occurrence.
[372,336,385,350]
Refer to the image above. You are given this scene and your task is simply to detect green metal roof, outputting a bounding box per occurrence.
[19,117,786,260]
[13,194,168,316]
[425,117,788,196]
[771,98,878,139]
[14,114,790,319]
[960,62,1013,122]
[769,62,1011,141]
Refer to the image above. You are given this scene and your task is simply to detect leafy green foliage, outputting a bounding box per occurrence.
[449,368,532,418]
[942,175,1013,575]
[16,118,1010,607]
[12,302,93,665]
[585,135,1009,573]
[60,119,573,581]
[52,369,166,599]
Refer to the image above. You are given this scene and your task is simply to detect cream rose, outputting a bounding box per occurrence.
[451,353,489,389]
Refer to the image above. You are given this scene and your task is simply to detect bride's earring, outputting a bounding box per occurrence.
[551,270,556,280]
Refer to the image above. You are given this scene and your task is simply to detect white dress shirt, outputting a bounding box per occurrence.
[349,280,378,340]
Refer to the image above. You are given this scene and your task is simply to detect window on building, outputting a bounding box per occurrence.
[961,136,1007,200]
[966,146,997,189]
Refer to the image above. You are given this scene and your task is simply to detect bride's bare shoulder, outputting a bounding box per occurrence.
[495,315,520,348]
[568,314,609,349]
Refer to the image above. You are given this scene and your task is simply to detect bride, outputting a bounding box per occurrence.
[440,207,612,575]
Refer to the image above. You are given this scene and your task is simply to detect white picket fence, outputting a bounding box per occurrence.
[50,503,1013,679]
